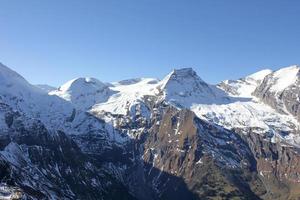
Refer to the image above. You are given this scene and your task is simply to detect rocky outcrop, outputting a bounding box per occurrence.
[253,66,300,122]
[2,63,300,200]
[235,129,300,200]
[0,103,135,200]
[139,106,266,199]
[218,69,272,98]
[107,103,268,200]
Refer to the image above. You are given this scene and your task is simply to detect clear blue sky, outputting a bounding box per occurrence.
[1,0,300,86]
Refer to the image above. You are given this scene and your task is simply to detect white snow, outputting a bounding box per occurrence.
[268,65,299,93]
[246,69,273,82]
[191,101,298,135]
[88,67,300,146]
[157,68,229,106]
[1,62,300,147]
[0,63,74,130]
[219,69,272,98]
[91,78,159,115]
[50,77,112,110]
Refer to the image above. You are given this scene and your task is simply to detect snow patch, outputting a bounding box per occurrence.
[269,65,299,93]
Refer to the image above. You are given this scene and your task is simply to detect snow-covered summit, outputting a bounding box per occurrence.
[0,62,44,96]
[91,78,158,116]
[92,68,229,116]
[218,69,272,98]
[252,65,300,125]
[50,77,113,110]
[159,68,207,89]
[262,65,300,93]
[245,69,273,83]
[0,63,73,129]
[2,62,300,146]
[158,68,227,106]
[193,67,300,146]
[58,77,107,93]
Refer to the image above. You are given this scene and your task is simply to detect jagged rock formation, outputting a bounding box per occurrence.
[240,130,300,200]
[253,65,300,122]
[0,101,135,200]
[1,62,300,199]
[139,107,265,199]
[218,69,272,98]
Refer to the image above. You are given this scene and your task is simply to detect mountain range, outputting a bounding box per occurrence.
[1,62,300,200]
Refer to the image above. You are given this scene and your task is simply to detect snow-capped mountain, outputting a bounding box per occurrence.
[50,77,113,111]
[157,68,230,107]
[218,69,272,98]
[91,78,159,116]
[254,65,300,121]
[259,65,300,94]
[0,63,74,130]
[1,62,300,199]
[198,67,300,146]
[91,68,228,117]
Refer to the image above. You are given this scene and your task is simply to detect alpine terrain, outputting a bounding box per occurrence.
[1,62,300,200]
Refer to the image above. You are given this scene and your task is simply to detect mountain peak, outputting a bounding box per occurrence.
[158,67,224,106]
[265,65,300,93]
[51,77,112,110]
[245,69,273,83]
[218,69,273,98]
[170,67,197,76]
[253,65,300,122]
[0,62,74,129]
[273,65,300,77]
[160,68,206,89]
[0,62,30,87]
[0,62,43,96]
[165,68,205,83]
[58,77,107,93]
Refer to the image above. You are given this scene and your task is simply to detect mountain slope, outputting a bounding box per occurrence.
[0,63,74,130]
[253,65,300,121]
[91,78,159,116]
[1,62,300,199]
[158,68,229,106]
[50,77,113,111]
[218,69,272,98]
[0,102,135,199]
[192,67,300,146]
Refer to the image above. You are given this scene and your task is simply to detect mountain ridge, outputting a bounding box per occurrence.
[1,62,300,199]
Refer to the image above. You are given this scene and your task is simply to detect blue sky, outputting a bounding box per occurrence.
[1,0,300,86]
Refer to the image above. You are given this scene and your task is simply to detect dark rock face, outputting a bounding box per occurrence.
[280,85,300,122]
[240,130,300,200]
[122,102,300,200]
[3,97,300,200]
[3,65,300,199]
[138,107,265,200]
[0,103,135,200]
[94,102,267,200]
[253,67,300,122]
